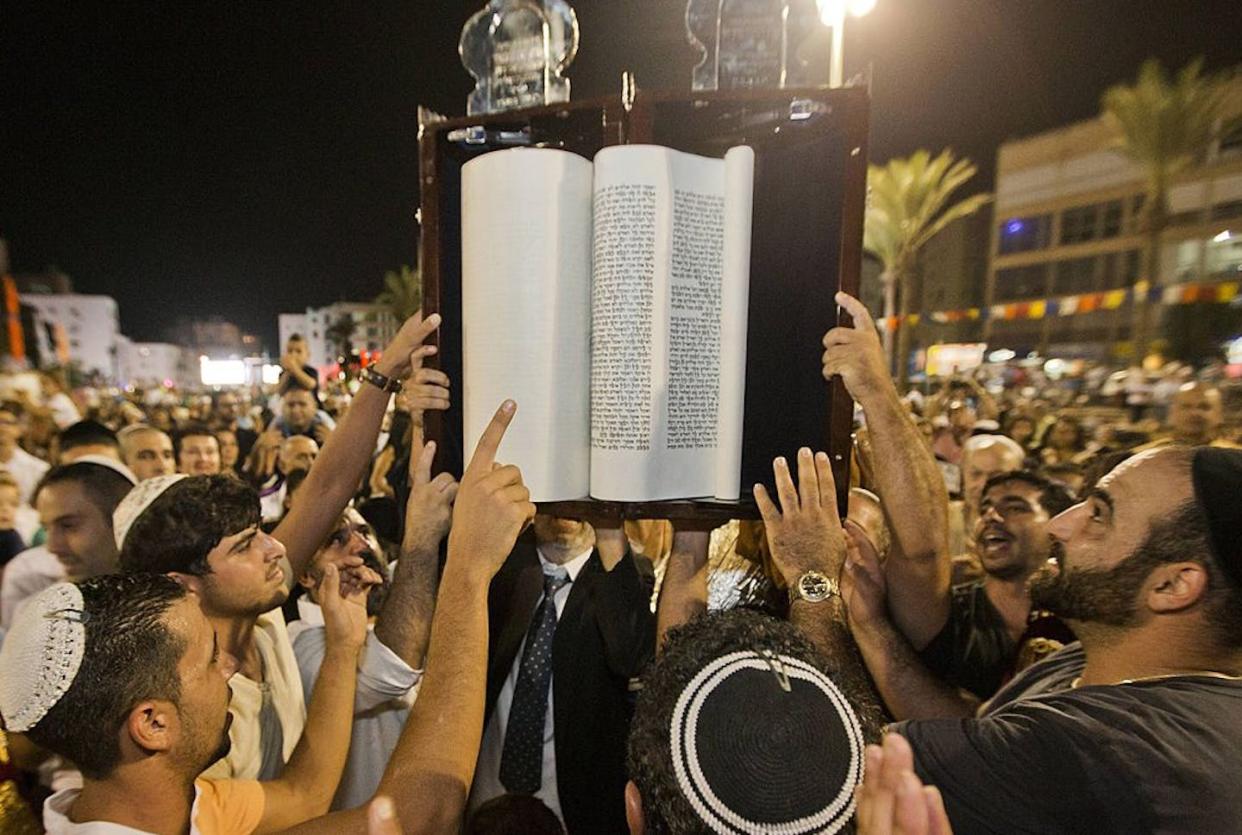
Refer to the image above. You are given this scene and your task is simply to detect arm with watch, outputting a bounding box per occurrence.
[275,313,445,580]
[753,447,889,735]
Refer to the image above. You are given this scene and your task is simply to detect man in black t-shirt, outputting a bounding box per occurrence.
[889,446,1242,833]
[914,471,1076,701]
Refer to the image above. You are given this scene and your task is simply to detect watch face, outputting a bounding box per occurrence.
[799,572,832,602]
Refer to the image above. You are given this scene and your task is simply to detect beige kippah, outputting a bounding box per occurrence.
[112,473,188,550]
[0,583,87,733]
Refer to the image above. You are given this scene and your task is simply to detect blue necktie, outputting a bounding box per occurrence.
[499,567,570,794]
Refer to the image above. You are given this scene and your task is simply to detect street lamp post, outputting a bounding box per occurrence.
[817,0,875,88]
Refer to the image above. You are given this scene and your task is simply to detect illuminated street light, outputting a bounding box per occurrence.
[817,0,875,87]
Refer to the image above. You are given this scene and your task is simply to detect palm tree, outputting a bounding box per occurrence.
[1102,58,1230,362]
[864,149,991,386]
[376,263,423,323]
[325,313,356,364]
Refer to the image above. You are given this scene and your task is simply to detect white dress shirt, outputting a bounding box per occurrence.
[469,545,593,825]
[290,597,423,810]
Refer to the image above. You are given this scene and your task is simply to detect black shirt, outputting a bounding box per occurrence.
[895,643,1242,834]
[917,581,1014,700]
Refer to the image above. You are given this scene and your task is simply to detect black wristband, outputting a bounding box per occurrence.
[361,366,402,394]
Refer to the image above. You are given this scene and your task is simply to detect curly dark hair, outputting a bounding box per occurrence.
[118,475,260,576]
[627,609,879,835]
[25,574,187,780]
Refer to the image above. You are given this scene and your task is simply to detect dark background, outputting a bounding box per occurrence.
[1,0,1239,349]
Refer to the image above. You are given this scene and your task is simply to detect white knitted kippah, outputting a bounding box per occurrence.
[112,473,188,550]
[70,453,139,486]
[0,583,87,732]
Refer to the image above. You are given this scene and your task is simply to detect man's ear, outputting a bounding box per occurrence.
[167,572,204,597]
[1146,562,1209,614]
[126,701,177,755]
[625,780,645,835]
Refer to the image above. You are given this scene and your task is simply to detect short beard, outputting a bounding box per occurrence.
[1029,536,1174,627]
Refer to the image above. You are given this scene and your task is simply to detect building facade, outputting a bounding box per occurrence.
[19,293,122,380]
[116,338,196,389]
[985,72,1242,360]
[277,302,398,372]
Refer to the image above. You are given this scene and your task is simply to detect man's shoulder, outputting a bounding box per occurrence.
[193,778,265,835]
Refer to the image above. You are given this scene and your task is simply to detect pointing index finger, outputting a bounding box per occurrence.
[465,400,516,477]
[835,292,875,333]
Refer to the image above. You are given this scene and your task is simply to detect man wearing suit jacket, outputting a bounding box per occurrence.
[469,515,656,834]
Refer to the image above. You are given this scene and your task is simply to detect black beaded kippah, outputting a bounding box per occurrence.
[1192,447,1242,588]
[668,651,864,834]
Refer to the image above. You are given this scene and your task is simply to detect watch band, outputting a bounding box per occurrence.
[360,366,402,394]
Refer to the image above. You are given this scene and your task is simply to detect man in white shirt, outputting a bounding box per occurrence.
[0,401,48,504]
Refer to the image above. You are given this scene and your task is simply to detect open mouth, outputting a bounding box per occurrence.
[979,528,1012,550]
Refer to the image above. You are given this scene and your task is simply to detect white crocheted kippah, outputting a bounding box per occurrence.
[70,454,139,487]
[112,473,188,550]
[0,583,87,733]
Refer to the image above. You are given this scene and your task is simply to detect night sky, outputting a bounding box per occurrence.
[2,1,1239,350]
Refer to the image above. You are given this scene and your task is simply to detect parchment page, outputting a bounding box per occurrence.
[713,146,754,499]
[461,147,593,501]
[590,145,749,501]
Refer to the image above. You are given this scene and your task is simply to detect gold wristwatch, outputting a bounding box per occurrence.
[789,570,840,604]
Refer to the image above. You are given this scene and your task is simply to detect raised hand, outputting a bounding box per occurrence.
[822,292,893,404]
[753,447,847,586]
[402,439,459,557]
[841,534,888,630]
[402,347,451,441]
[445,401,535,581]
[317,563,378,653]
[373,312,442,381]
[856,734,953,835]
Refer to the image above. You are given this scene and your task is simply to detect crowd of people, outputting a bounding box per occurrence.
[0,293,1238,834]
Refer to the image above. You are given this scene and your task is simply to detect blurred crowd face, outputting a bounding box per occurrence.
[37,482,116,581]
[1169,384,1222,445]
[178,433,221,476]
[962,439,1025,514]
[214,393,241,425]
[1046,418,1082,452]
[215,430,240,471]
[947,400,976,435]
[303,510,387,613]
[1006,416,1035,448]
[286,337,309,365]
[0,407,22,453]
[533,515,593,551]
[0,482,19,530]
[122,428,176,481]
[974,479,1055,581]
[282,390,317,434]
[279,436,318,475]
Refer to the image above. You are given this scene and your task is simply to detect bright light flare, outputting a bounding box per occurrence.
[1214,230,1233,243]
[200,358,247,386]
[817,0,874,24]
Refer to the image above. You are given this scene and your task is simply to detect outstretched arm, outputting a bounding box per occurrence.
[258,564,375,832]
[278,402,535,835]
[841,536,978,720]
[754,448,887,736]
[655,525,712,652]
[275,314,443,579]
[373,439,457,668]
[823,292,951,649]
